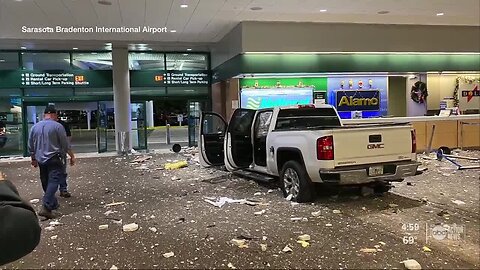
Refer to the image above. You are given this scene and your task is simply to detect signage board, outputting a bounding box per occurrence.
[335,90,380,112]
[459,84,480,111]
[130,70,210,87]
[240,88,313,110]
[0,70,112,88]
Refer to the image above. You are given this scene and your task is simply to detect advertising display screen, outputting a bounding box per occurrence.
[240,88,313,109]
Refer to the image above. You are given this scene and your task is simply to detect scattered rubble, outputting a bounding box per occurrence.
[29,199,39,204]
[282,245,293,253]
[311,210,322,217]
[122,223,139,232]
[227,262,236,269]
[165,160,188,170]
[162,252,175,258]
[98,225,109,230]
[402,259,422,270]
[423,246,432,252]
[451,199,466,205]
[230,239,248,248]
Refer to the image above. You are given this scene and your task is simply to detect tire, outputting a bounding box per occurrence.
[280,160,314,203]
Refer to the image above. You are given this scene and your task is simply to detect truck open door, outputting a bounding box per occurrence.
[224,109,256,171]
[199,112,227,166]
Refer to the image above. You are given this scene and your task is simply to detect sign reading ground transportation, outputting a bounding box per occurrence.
[129,70,210,87]
[0,70,113,88]
[335,90,380,112]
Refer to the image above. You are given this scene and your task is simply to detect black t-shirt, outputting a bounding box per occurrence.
[57,120,71,137]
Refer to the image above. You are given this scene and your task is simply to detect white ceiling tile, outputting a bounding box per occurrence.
[118,0,146,26]
[90,0,122,27]
[145,0,173,27]
[61,0,100,27]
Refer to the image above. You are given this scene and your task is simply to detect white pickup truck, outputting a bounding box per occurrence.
[199,105,420,202]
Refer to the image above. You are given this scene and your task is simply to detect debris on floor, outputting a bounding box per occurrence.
[162,252,175,258]
[98,225,109,230]
[29,198,40,204]
[423,246,432,252]
[165,160,188,170]
[227,262,236,269]
[451,199,466,205]
[105,201,126,207]
[204,196,264,208]
[311,210,322,217]
[123,223,139,232]
[282,245,293,253]
[230,239,248,248]
[360,248,378,253]
[402,259,422,270]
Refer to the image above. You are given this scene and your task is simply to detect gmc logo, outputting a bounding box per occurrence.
[367,143,385,149]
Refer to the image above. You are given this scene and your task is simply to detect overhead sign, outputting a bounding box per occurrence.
[335,90,380,112]
[240,88,313,109]
[0,70,112,88]
[130,70,210,87]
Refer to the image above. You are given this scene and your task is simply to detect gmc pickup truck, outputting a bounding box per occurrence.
[199,105,420,202]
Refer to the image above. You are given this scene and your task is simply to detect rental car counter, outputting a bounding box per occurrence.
[343,115,480,153]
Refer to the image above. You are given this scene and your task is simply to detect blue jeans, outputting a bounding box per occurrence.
[39,156,63,211]
[59,156,68,192]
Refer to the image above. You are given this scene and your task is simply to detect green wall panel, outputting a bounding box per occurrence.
[213,54,480,82]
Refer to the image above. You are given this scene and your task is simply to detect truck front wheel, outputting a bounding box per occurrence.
[280,161,314,203]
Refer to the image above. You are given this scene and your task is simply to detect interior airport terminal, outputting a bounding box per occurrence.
[0,1,479,269]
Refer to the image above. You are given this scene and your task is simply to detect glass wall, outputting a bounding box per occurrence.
[0,52,19,70]
[72,52,112,70]
[0,89,23,156]
[22,52,71,70]
[129,52,164,70]
[166,53,208,70]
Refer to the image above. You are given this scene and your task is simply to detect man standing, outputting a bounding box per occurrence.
[28,105,75,219]
[56,117,73,198]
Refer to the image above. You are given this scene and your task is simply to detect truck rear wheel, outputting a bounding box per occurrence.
[280,161,314,203]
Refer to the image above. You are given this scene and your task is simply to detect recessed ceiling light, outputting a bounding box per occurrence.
[183,54,188,56]
[250,6,262,11]
[72,47,78,50]
[186,48,192,51]
[98,0,112,5]
[20,46,27,49]
[377,10,390,14]
[170,30,177,33]
[14,0,23,2]
[180,4,188,8]
[436,12,444,16]
[319,9,327,12]
[91,52,98,55]
[0,59,5,62]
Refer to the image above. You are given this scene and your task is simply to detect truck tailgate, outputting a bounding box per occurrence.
[332,125,413,167]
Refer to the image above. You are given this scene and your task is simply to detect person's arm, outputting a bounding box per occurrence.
[0,173,41,266]
[57,124,75,166]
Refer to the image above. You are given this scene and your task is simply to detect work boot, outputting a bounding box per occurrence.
[60,191,71,198]
[38,206,60,220]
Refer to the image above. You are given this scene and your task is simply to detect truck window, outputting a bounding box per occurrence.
[255,111,273,138]
[275,108,341,130]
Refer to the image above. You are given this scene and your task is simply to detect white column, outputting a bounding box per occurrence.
[112,46,132,153]
[27,106,37,124]
[146,100,154,128]
[86,110,92,130]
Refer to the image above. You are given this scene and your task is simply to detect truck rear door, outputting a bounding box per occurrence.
[199,112,227,166]
[331,125,414,169]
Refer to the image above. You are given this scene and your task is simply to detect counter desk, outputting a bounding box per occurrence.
[343,115,480,152]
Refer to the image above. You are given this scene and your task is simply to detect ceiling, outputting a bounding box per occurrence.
[0,0,479,50]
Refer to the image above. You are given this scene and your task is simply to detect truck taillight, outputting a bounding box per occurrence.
[317,136,334,160]
[411,130,417,153]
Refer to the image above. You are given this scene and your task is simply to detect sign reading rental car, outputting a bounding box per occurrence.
[335,90,380,112]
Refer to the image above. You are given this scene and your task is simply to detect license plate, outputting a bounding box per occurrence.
[368,166,384,176]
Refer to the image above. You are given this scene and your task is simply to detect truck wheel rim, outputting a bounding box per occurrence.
[283,168,300,198]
